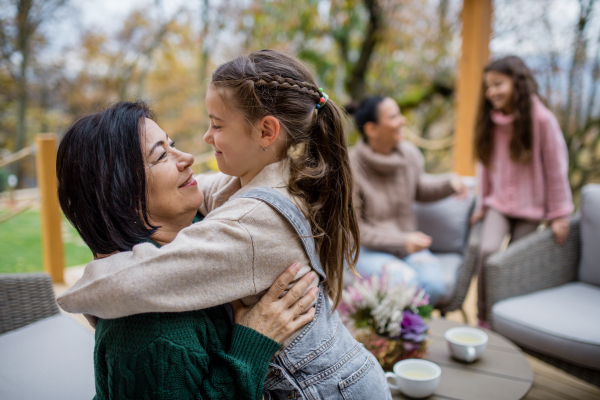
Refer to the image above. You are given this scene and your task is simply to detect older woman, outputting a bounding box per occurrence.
[56,101,316,399]
[348,96,467,305]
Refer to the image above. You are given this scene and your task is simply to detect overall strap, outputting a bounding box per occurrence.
[233,187,326,282]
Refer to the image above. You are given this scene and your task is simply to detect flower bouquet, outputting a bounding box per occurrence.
[338,271,432,370]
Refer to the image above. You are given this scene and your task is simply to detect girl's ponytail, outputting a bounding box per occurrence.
[211,50,360,309]
[288,96,360,309]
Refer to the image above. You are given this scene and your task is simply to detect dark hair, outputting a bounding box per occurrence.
[211,49,360,309]
[57,101,157,257]
[475,56,538,165]
[345,96,386,142]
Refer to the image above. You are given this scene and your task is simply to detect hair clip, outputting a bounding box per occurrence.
[316,88,329,110]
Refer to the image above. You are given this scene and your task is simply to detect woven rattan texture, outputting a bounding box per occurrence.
[485,217,581,321]
[0,273,60,334]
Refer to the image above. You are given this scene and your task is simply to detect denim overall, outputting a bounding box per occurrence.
[235,188,392,400]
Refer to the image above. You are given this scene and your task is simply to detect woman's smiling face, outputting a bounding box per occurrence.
[143,118,203,225]
[203,86,266,184]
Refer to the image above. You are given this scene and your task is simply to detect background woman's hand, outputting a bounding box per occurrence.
[450,176,469,200]
[232,263,318,344]
[551,217,569,245]
[405,231,432,254]
[470,209,485,225]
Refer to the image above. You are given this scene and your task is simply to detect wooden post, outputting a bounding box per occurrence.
[453,0,493,176]
[35,134,65,283]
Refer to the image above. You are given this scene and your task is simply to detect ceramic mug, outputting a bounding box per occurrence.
[445,327,488,362]
[385,359,441,398]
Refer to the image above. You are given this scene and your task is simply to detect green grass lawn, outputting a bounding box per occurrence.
[0,210,94,274]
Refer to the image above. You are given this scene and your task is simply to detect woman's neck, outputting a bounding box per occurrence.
[368,139,397,155]
[149,210,197,246]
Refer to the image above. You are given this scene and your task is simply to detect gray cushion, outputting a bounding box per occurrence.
[414,181,474,254]
[0,314,95,400]
[492,282,600,370]
[579,184,600,286]
[432,252,464,306]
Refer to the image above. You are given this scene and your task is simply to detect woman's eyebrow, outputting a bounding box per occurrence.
[149,134,170,156]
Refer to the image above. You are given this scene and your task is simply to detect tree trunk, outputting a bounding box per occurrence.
[344,0,383,100]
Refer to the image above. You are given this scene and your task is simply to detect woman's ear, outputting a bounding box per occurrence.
[257,116,281,148]
[364,121,378,141]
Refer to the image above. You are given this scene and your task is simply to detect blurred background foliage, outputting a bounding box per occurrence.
[0,0,599,196]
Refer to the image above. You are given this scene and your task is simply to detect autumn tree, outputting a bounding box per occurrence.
[0,0,67,183]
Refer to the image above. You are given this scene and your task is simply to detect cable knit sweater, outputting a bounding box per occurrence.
[350,140,456,258]
[93,308,280,400]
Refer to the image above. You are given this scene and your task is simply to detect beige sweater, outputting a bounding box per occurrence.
[350,140,456,258]
[56,159,319,319]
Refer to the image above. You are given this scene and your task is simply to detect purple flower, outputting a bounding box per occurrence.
[400,310,428,342]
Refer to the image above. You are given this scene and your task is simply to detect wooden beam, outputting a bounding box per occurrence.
[453,0,492,176]
[35,134,65,283]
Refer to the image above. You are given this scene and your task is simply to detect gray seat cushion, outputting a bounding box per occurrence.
[0,314,95,400]
[492,282,600,370]
[415,181,474,254]
[579,184,600,286]
[432,252,464,306]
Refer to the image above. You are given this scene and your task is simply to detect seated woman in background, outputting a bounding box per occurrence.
[56,101,317,400]
[347,96,467,306]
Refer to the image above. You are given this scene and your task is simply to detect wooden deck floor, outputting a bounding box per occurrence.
[54,268,600,399]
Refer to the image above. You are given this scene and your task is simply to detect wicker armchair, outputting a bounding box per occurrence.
[0,273,95,399]
[486,215,600,387]
[0,272,60,334]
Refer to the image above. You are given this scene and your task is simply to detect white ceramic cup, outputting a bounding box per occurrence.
[444,327,488,363]
[385,359,441,398]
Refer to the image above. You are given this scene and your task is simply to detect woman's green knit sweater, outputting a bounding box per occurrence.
[93,215,280,399]
[94,305,280,400]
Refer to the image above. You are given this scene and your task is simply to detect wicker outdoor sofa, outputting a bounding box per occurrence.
[487,184,600,387]
[0,273,95,399]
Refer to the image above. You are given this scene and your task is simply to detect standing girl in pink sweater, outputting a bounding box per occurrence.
[470,56,573,325]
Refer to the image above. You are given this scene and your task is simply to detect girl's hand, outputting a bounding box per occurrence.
[450,176,469,200]
[405,231,432,254]
[551,217,570,245]
[232,263,318,344]
[470,210,485,225]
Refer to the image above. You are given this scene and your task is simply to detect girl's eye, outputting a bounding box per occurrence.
[212,125,221,130]
[169,141,176,148]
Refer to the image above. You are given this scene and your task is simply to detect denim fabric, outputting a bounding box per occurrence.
[237,188,392,400]
[356,247,446,305]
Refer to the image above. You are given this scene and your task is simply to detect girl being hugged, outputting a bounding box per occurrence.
[58,50,391,399]
[470,56,573,326]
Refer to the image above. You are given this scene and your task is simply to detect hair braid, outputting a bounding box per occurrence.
[248,74,322,102]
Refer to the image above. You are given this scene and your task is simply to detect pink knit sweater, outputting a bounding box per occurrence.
[475,96,573,221]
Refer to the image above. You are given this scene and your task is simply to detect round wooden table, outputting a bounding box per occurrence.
[391,318,533,400]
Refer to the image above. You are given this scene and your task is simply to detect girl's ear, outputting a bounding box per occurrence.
[257,116,281,148]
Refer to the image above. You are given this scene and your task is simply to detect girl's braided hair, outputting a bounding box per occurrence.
[475,56,539,165]
[211,50,360,309]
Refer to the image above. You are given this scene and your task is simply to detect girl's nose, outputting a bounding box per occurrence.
[203,129,213,145]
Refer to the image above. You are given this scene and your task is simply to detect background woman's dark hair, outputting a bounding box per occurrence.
[211,49,360,309]
[57,101,157,257]
[475,55,539,165]
[345,96,385,142]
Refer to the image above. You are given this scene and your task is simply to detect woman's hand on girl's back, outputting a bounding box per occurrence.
[550,217,570,245]
[232,263,318,344]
